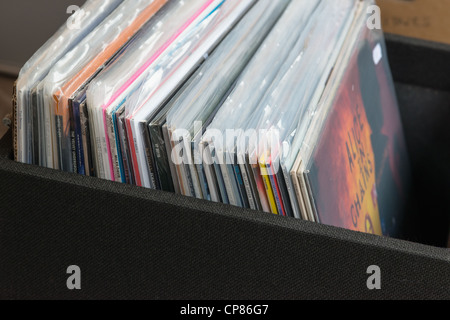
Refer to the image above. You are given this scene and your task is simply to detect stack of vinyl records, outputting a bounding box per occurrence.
[14,0,411,238]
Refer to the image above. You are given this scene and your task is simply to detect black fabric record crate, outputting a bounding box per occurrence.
[0,34,449,300]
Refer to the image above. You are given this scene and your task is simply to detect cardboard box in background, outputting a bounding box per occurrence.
[378,0,450,45]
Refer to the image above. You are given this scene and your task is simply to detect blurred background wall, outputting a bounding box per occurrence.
[0,0,85,137]
[0,0,85,76]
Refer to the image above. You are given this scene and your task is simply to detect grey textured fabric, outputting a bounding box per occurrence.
[0,157,449,299]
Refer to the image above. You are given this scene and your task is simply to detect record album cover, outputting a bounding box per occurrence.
[306,35,411,238]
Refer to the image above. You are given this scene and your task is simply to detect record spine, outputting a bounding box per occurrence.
[220,163,238,207]
[12,82,18,161]
[79,101,93,176]
[188,140,204,199]
[55,115,65,171]
[239,162,257,210]
[250,163,270,213]
[211,149,229,204]
[281,164,301,219]
[141,120,159,189]
[106,110,122,182]
[118,111,134,184]
[183,162,196,197]
[170,136,188,195]
[259,158,278,215]
[36,89,46,167]
[162,123,181,194]
[71,98,85,175]
[233,162,250,209]
[291,168,308,221]
[201,142,221,203]
[303,171,320,223]
[67,100,78,174]
[149,122,175,192]
[196,163,210,201]
[31,89,39,164]
[245,155,263,211]
[267,163,285,216]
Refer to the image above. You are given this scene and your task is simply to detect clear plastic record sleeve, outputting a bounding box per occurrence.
[121,0,256,188]
[190,81,238,200]
[117,107,134,185]
[69,38,135,177]
[287,2,366,222]
[127,0,256,189]
[164,0,289,202]
[86,0,232,184]
[41,0,167,172]
[15,0,123,165]
[105,0,227,184]
[242,0,357,217]
[203,0,322,211]
[71,88,91,176]
[86,0,201,182]
[299,0,411,237]
[110,0,225,186]
[12,0,413,239]
[146,72,200,193]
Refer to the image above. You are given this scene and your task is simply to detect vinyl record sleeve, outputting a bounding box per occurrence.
[127,0,256,188]
[45,0,167,172]
[303,15,411,238]
[96,0,249,185]
[165,0,291,203]
[86,0,214,182]
[200,141,222,203]
[237,0,357,219]
[237,152,258,210]
[291,154,310,221]
[232,161,250,208]
[146,72,201,193]
[202,0,323,209]
[108,0,224,184]
[259,154,279,215]
[162,122,181,194]
[15,0,123,165]
[117,107,135,185]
